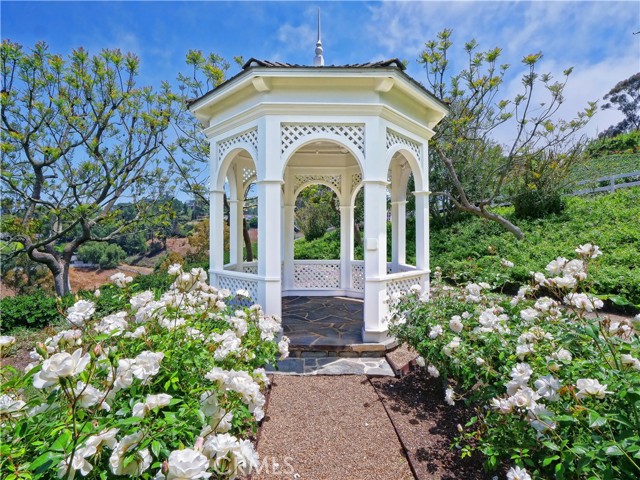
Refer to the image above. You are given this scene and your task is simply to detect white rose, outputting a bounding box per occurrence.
[166,448,211,479]
[131,351,164,383]
[429,325,443,339]
[534,375,561,401]
[168,263,182,275]
[545,257,568,275]
[0,394,26,416]
[520,308,539,322]
[575,378,611,399]
[444,387,455,406]
[109,432,151,476]
[507,465,532,480]
[277,336,290,360]
[110,272,133,288]
[449,316,464,333]
[76,381,105,408]
[415,356,426,367]
[0,335,16,348]
[427,364,440,378]
[67,300,96,326]
[33,348,90,388]
[501,258,514,268]
[621,354,640,370]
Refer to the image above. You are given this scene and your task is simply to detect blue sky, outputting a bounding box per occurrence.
[2,1,639,139]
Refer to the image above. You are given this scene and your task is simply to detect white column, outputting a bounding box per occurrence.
[363,179,389,342]
[414,190,430,289]
[228,199,244,269]
[210,190,225,284]
[283,204,295,290]
[339,204,354,290]
[390,200,407,271]
[257,180,283,317]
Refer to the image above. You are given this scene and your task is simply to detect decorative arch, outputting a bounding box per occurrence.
[280,123,366,175]
[216,147,257,192]
[385,145,424,192]
[293,174,342,200]
[216,128,258,165]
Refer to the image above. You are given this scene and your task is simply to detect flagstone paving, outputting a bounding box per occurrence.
[266,356,395,376]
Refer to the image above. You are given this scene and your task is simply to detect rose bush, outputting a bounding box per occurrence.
[390,244,640,479]
[0,265,288,479]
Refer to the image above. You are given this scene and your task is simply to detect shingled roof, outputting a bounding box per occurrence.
[241,57,406,70]
[188,57,447,111]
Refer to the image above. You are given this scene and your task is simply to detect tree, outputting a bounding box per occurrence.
[164,51,257,259]
[600,72,640,137]
[1,41,172,295]
[420,30,596,238]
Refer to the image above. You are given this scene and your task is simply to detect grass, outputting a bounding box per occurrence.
[570,153,640,183]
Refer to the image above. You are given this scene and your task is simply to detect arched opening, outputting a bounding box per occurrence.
[387,150,422,273]
[281,138,363,297]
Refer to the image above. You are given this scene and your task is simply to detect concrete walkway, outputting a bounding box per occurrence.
[266,356,395,376]
[253,375,414,480]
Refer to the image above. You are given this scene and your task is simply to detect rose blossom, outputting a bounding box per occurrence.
[33,348,90,388]
[444,387,455,406]
[427,364,440,378]
[449,316,464,333]
[0,335,16,348]
[429,325,443,338]
[165,448,211,479]
[507,466,532,480]
[534,375,561,401]
[415,356,426,367]
[575,378,611,399]
[110,272,133,288]
[131,351,164,383]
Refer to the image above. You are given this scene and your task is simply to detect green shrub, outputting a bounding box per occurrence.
[587,130,640,157]
[0,294,74,331]
[389,248,640,479]
[78,242,126,268]
[513,189,564,219]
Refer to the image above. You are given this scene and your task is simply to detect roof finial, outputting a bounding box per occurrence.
[313,7,324,66]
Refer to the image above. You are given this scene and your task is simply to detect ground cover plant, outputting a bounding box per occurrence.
[0,265,289,479]
[431,188,640,309]
[389,244,640,479]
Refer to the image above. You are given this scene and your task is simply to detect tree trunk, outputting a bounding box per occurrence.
[52,261,72,297]
[354,222,363,246]
[243,218,254,262]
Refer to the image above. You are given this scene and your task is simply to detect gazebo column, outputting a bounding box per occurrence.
[209,189,225,284]
[390,199,407,271]
[256,179,283,317]
[339,204,354,290]
[414,190,430,289]
[363,179,389,342]
[228,198,244,270]
[283,203,295,290]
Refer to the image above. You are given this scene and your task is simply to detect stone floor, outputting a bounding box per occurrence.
[281,295,363,348]
[266,356,395,376]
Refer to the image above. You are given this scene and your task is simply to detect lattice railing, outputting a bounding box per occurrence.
[281,123,365,157]
[351,261,365,292]
[293,260,341,289]
[385,271,426,297]
[216,272,259,302]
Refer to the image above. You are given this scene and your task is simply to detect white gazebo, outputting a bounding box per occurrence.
[189,52,447,343]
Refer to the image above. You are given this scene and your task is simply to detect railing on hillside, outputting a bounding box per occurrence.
[573,171,640,196]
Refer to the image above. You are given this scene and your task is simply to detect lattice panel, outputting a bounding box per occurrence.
[293,262,341,289]
[294,174,341,194]
[216,274,259,302]
[351,262,365,292]
[351,173,362,195]
[281,123,365,156]
[217,128,258,164]
[386,129,421,161]
[242,265,258,274]
[385,274,425,297]
[242,167,256,184]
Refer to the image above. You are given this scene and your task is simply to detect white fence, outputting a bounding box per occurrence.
[573,171,640,196]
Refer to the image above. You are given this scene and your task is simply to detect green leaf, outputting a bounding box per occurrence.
[30,451,60,473]
[543,455,560,466]
[605,445,623,456]
[589,412,607,428]
[151,440,162,458]
[50,429,72,452]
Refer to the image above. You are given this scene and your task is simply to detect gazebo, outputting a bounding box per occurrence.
[189,45,447,344]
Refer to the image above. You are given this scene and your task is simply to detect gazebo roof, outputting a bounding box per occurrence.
[187,57,449,116]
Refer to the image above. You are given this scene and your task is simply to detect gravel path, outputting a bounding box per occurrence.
[253,375,414,480]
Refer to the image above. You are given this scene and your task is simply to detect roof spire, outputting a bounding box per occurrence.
[313,7,324,66]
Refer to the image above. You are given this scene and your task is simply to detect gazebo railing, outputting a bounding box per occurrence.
[293,260,341,289]
[215,270,260,301]
[384,270,427,296]
[221,260,425,299]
